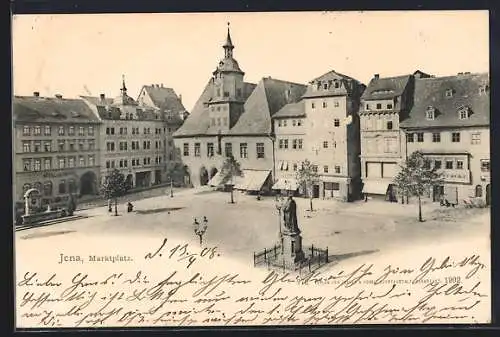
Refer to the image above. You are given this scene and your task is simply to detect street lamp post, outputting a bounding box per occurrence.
[193,217,208,245]
[275,195,284,242]
[170,179,174,197]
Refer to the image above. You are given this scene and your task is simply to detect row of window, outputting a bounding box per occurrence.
[210,117,229,127]
[279,161,342,174]
[22,180,76,196]
[210,105,230,112]
[277,119,303,127]
[313,79,341,91]
[22,139,96,153]
[105,156,162,169]
[365,103,393,111]
[278,139,304,150]
[22,155,95,171]
[311,100,340,109]
[106,127,166,135]
[183,142,266,159]
[214,88,242,98]
[106,140,164,152]
[407,131,482,144]
[424,158,466,170]
[22,125,94,137]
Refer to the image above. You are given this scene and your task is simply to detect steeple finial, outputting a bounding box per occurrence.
[121,74,127,93]
[223,22,234,58]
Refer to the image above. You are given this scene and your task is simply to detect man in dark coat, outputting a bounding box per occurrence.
[283,196,300,233]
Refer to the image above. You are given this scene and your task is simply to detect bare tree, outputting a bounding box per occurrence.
[296,159,320,211]
[220,155,243,204]
[394,151,443,222]
[100,169,127,216]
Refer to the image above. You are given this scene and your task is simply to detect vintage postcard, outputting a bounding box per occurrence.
[13,11,491,328]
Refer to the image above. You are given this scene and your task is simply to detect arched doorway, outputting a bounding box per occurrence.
[80,171,97,196]
[125,174,134,190]
[486,184,491,206]
[183,165,191,186]
[210,167,218,179]
[475,185,483,198]
[199,166,209,186]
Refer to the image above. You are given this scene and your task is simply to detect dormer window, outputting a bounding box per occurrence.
[316,82,321,90]
[334,81,340,88]
[323,83,328,90]
[426,106,436,120]
[445,89,454,98]
[458,105,471,120]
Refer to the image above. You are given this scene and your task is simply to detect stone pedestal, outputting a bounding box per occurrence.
[281,230,305,268]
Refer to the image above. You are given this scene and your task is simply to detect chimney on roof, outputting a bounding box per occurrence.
[33,91,40,97]
[160,83,164,88]
[178,94,182,103]
[464,72,471,75]
[458,72,463,75]
[374,74,380,79]
[55,94,62,99]
[100,93,105,100]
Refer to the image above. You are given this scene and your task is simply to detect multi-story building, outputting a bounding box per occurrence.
[400,72,490,205]
[273,70,365,201]
[271,101,306,194]
[13,93,101,207]
[173,26,306,192]
[136,84,188,163]
[82,78,173,188]
[359,72,421,201]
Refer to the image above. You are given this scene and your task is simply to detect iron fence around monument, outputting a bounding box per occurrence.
[253,244,329,272]
[253,244,282,266]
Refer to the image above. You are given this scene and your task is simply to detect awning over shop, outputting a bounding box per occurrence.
[362,181,390,195]
[234,170,271,191]
[272,178,299,191]
[207,172,223,187]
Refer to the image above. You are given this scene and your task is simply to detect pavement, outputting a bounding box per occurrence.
[15,186,490,264]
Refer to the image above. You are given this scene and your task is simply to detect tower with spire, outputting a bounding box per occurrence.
[208,23,246,132]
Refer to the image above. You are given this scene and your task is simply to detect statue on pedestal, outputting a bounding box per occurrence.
[282,196,300,234]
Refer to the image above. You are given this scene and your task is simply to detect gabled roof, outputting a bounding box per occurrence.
[228,78,306,135]
[140,85,186,113]
[302,70,364,99]
[172,77,306,137]
[172,79,216,137]
[273,101,306,119]
[361,75,412,100]
[400,73,489,129]
[13,96,101,123]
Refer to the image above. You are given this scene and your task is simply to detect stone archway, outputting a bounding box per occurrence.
[210,167,218,179]
[80,171,97,196]
[199,166,209,186]
[183,165,191,186]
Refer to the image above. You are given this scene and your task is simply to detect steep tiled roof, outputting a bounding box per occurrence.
[172,79,216,136]
[173,77,306,137]
[361,75,412,100]
[13,96,101,123]
[400,73,489,129]
[302,70,364,99]
[140,85,186,113]
[79,95,114,106]
[228,78,307,135]
[273,101,306,119]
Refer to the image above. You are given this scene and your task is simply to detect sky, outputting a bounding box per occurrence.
[12,11,489,112]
